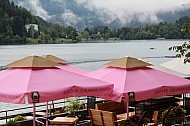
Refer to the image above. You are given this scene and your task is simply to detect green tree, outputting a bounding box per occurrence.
[104,33,109,40]
[48,23,64,38]
[169,24,190,63]
[27,25,35,38]
[48,28,56,40]
[44,34,50,44]
[96,32,101,40]
[65,26,74,38]
[6,25,13,37]
[76,33,82,42]
[72,28,78,41]
[119,34,124,40]
[12,16,24,37]
[90,34,96,40]
[83,31,89,40]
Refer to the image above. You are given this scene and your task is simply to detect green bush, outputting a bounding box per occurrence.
[14,115,25,122]
[64,98,83,115]
[5,119,16,126]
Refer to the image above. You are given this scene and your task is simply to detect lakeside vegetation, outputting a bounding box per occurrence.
[1,0,190,45]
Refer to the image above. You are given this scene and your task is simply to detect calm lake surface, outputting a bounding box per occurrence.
[0,39,187,115]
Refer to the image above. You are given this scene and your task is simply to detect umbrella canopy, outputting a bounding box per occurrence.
[42,55,67,63]
[42,55,87,74]
[105,56,153,68]
[0,67,113,104]
[1,55,113,126]
[6,55,60,68]
[0,55,113,104]
[86,56,190,102]
[161,57,190,77]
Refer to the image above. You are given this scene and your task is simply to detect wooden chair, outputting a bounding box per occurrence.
[89,109,104,126]
[95,100,126,115]
[151,110,159,125]
[146,111,160,126]
[101,110,119,126]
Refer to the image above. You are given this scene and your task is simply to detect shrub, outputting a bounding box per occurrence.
[5,119,16,126]
[64,98,83,115]
[14,115,25,122]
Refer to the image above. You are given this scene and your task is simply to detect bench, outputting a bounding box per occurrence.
[95,100,126,115]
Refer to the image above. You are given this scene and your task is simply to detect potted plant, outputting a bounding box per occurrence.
[129,114,141,125]
[64,98,83,116]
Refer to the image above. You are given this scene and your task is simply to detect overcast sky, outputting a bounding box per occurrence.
[76,0,190,24]
[18,0,190,23]
[77,0,190,12]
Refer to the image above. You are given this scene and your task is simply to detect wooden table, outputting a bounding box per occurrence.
[50,116,79,125]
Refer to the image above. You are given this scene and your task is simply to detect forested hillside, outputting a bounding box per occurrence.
[0,0,50,44]
[1,0,190,45]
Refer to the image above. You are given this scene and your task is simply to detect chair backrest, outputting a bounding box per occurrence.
[89,109,104,126]
[101,110,118,126]
[152,111,159,123]
[95,100,126,115]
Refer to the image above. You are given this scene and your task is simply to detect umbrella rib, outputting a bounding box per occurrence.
[26,69,34,91]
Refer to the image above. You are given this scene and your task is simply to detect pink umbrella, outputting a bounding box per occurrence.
[87,66,190,102]
[0,67,113,104]
[86,56,190,117]
[0,56,113,126]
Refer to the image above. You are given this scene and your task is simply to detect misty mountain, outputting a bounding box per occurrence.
[11,0,190,31]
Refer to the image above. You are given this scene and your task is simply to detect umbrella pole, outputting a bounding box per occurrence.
[33,103,36,126]
[124,98,129,119]
[126,101,129,119]
[46,102,48,126]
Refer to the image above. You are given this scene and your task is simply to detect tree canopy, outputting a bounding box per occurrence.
[169,23,190,63]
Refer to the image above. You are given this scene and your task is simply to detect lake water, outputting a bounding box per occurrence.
[0,39,187,116]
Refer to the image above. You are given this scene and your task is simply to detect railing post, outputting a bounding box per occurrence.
[87,96,96,111]
[6,111,7,124]
[52,101,55,111]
